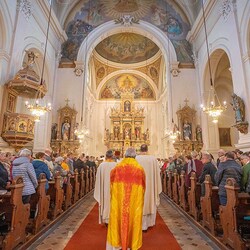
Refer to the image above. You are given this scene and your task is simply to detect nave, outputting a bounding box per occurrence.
[29,193,218,250]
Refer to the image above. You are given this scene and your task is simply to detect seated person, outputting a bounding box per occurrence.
[0,153,10,190]
[199,152,217,196]
[12,149,38,204]
[32,152,51,192]
[215,151,242,206]
[240,153,250,191]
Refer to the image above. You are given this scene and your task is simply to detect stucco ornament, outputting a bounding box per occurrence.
[17,0,32,20]
[219,0,234,21]
[114,15,139,26]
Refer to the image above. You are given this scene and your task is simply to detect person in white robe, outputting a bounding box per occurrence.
[94,150,117,224]
[135,144,162,231]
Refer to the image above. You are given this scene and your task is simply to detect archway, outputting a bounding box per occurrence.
[76,21,176,157]
[202,49,237,152]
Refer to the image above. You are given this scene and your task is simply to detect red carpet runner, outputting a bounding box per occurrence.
[65,204,181,250]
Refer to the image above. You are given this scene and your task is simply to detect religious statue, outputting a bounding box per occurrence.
[135,127,140,139]
[51,123,58,140]
[196,125,202,142]
[143,128,149,141]
[18,122,26,132]
[124,127,131,139]
[183,120,191,140]
[62,120,70,141]
[26,50,39,67]
[231,93,245,123]
[124,101,131,112]
[105,128,110,140]
[28,123,34,133]
[114,126,120,139]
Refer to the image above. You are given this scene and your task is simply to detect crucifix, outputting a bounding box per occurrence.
[65,98,70,106]
[184,98,189,106]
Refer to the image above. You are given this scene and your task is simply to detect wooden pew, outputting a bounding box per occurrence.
[179,171,188,211]
[89,168,93,191]
[167,171,173,199]
[29,174,50,234]
[219,178,250,250]
[64,175,72,210]
[188,172,201,221]
[161,172,167,194]
[85,167,90,194]
[47,173,63,219]
[92,167,96,189]
[173,171,179,204]
[70,170,80,204]
[0,176,30,250]
[78,169,85,198]
[200,175,220,235]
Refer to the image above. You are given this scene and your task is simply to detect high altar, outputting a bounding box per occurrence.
[104,93,150,155]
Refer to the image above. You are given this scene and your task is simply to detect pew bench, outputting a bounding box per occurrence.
[188,172,201,221]
[0,177,30,250]
[200,175,220,235]
[220,178,250,250]
[47,173,63,219]
[29,174,50,234]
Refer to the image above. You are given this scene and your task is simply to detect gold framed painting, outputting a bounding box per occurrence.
[219,128,231,147]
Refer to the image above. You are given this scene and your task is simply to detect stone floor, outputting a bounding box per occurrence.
[28,193,220,250]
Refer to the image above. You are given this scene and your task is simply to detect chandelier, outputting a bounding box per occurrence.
[200,0,227,123]
[25,1,53,121]
[75,125,89,140]
[25,99,51,122]
[165,120,180,143]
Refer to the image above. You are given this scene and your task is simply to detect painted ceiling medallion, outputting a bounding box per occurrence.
[95,33,159,64]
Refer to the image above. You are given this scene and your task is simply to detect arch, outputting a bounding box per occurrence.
[0,1,13,53]
[96,69,158,100]
[77,20,177,66]
[200,39,232,94]
[239,0,250,55]
[201,47,237,151]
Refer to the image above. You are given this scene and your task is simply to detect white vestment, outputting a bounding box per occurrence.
[94,161,117,224]
[135,154,162,230]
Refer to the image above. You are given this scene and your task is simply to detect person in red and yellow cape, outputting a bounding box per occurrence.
[107,148,145,250]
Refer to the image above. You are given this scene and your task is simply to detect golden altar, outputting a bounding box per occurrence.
[104,93,150,155]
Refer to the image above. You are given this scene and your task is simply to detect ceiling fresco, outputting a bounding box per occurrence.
[61,0,193,64]
[95,33,159,64]
[100,74,155,100]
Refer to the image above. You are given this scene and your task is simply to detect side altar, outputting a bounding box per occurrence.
[104,93,150,155]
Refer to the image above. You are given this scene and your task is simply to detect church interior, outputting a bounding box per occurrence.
[0,0,250,249]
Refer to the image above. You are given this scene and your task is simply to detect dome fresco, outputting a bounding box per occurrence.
[61,0,193,64]
[95,33,159,64]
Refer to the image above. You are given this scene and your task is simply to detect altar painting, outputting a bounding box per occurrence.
[100,74,155,100]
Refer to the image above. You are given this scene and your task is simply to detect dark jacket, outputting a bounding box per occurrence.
[74,159,87,173]
[32,160,51,190]
[215,159,242,197]
[199,162,217,196]
[199,162,217,185]
[0,163,8,190]
[247,172,250,193]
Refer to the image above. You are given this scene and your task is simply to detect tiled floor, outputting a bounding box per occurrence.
[29,193,220,250]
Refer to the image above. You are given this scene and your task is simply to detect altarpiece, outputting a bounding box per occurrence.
[104,93,150,155]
